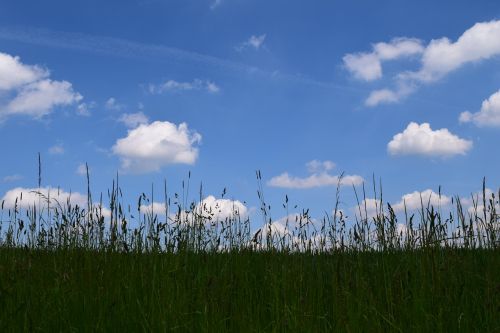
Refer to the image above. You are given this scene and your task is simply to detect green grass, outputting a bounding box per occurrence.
[0,167,498,331]
[0,248,498,332]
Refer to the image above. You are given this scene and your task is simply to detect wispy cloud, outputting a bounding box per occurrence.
[210,0,222,10]
[76,163,89,176]
[148,79,220,94]
[105,97,124,111]
[2,174,23,183]
[236,34,267,52]
[76,101,95,116]
[118,112,149,128]
[0,26,344,90]
[48,144,65,155]
[268,160,363,189]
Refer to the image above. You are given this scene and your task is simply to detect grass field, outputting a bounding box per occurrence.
[0,170,498,331]
[0,248,498,332]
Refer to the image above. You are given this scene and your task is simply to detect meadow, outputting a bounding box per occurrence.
[0,167,498,331]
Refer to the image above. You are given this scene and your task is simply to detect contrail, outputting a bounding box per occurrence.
[0,26,359,91]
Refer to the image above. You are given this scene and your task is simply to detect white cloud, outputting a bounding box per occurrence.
[105,97,123,111]
[48,144,64,155]
[139,201,167,216]
[251,214,324,251]
[0,52,48,90]
[141,196,248,223]
[148,79,220,94]
[118,112,149,128]
[194,195,248,221]
[236,34,267,51]
[0,52,82,119]
[247,34,266,49]
[365,83,416,107]
[461,188,500,214]
[306,160,335,173]
[352,190,451,219]
[352,20,500,105]
[459,89,500,127]
[206,81,220,93]
[373,38,425,60]
[343,38,424,81]
[2,174,23,182]
[268,160,363,189]
[387,122,472,157]
[112,120,202,173]
[1,186,87,210]
[411,20,500,82]
[343,53,382,81]
[392,189,451,212]
[3,79,81,119]
[76,101,95,116]
[268,173,363,189]
[365,89,400,106]
[353,198,381,221]
[1,186,112,222]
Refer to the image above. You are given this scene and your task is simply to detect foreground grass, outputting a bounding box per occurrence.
[0,248,498,332]
[0,167,498,331]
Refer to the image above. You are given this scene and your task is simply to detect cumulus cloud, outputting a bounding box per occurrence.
[343,53,382,81]
[392,189,451,212]
[118,112,149,128]
[251,214,328,251]
[0,52,47,90]
[387,122,472,157]
[148,79,220,94]
[461,188,498,214]
[353,190,451,219]
[0,52,82,119]
[343,38,424,81]
[112,120,202,173]
[268,160,363,189]
[410,20,500,82]
[354,20,500,106]
[140,201,167,216]
[353,198,382,221]
[236,34,267,51]
[141,195,248,223]
[1,186,87,210]
[195,195,248,220]
[6,80,81,117]
[459,89,500,127]
[1,186,111,221]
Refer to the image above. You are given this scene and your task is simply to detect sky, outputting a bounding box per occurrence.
[0,0,499,228]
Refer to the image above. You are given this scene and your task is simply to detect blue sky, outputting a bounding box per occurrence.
[0,0,499,227]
